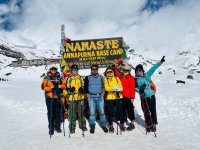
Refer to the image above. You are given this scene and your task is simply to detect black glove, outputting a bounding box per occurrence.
[139,88,144,94]
[161,56,165,63]
[78,87,84,94]
[116,92,120,98]
[70,87,75,93]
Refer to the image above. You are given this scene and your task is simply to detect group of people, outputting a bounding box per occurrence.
[41,56,165,136]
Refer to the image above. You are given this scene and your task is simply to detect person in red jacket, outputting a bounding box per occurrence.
[120,65,136,131]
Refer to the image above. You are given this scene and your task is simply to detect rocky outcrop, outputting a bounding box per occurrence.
[0,44,26,60]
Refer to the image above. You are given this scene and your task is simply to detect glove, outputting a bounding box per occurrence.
[116,92,120,98]
[78,87,84,94]
[116,86,121,92]
[112,86,121,91]
[139,88,144,94]
[161,56,165,63]
[70,87,75,93]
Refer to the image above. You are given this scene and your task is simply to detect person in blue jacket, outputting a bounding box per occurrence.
[135,56,165,132]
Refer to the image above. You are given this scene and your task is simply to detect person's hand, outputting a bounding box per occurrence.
[101,93,105,97]
[58,85,61,88]
[161,56,165,63]
[116,86,122,92]
[51,85,54,89]
[112,86,117,91]
[112,86,121,91]
[78,87,84,94]
[86,93,90,98]
[139,88,144,94]
[70,87,75,93]
[131,98,134,103]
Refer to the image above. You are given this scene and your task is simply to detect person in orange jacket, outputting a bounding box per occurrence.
[120,65,136,131]
[41,66,66,136]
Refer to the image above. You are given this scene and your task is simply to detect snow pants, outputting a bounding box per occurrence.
[69,100,86,131]
[46,98,61,133]
[141,95,158,127]
[106,99,124,126]
[122,97,135,122]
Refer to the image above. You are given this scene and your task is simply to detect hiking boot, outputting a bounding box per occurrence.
[119,124,126,132]
[125,121,131,126]
[90,125,95,134]
[80,127,88,131]
[109,125,114,133]
[49,130,54,135]
[55,128,62,133]
[70,129,75,134]
[146,126,151,132]
[126,123,135,131]
[151,124,156,132]
[102,126,108,133]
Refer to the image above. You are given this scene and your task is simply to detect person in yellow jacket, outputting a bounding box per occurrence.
[41,66,66,136]
[66,64,87,134]
[104,67,125,133]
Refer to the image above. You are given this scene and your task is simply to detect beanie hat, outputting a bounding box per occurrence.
[71,64,79,70]
[135,64,144,73]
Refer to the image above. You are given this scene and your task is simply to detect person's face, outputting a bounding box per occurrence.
[91,67,98,75]
[106,70,114,77]
[123,70,130,75]
[50,68,57,74]
[72,69,78,76]
[136,69,143,76]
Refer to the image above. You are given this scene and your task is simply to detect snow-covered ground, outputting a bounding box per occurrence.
[0,65,200,150]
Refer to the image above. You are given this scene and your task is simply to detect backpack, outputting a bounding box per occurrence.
[135,76,156,94]
[150,79,156,93]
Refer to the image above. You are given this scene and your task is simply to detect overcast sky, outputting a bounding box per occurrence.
[0,0,200,57]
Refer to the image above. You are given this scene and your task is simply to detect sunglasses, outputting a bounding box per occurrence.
[106,71,113,74]
[91,68,98,71]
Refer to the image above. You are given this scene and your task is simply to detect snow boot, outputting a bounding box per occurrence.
[119,124,126,132]
[55,128,62,133]
[80,126,88,131]
[151,124,156,132]
[102,126,108,133]
[70,129,75,134]
[90,125,95,134]
[49,130,54,135]
[146,126,151,132]
[109,125,114,133]
[126,123,135,131]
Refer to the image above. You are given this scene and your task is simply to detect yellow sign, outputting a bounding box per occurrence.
[63,37,124,68]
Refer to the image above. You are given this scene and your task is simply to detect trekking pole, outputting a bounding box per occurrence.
[115,100,120,135]
[57,86,65,137]
[60,96,65,136]
[49,97,54,138]
[69,93,74,138]
[80,100,85,137]
[144,97,157,138]
[141,97,148,135]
